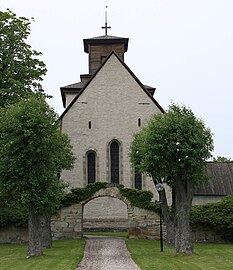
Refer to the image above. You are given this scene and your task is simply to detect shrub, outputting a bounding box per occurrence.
[191,195,233,240]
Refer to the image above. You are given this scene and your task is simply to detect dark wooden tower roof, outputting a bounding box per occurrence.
[83,35,129,53]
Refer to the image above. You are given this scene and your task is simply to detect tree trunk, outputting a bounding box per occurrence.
[41,215,52,249]
[174,176,193,254]
[28,206,43,257]
[167,187,175,248]
[166,219,175,248]
[153,179,176,248]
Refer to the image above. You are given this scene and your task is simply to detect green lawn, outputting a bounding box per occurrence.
[126,239,233,270]
[1,237,233,270]
[0,239,85,270]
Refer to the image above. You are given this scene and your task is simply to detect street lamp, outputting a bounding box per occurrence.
[155,183,164,252]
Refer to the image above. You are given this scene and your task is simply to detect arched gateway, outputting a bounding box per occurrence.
[51,185,160,240]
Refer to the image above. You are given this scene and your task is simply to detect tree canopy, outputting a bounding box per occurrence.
[0,95,74,213]
[131,104,213,186]
[213,156,232,162]
[0,9,47,107]
[130,103,214,254]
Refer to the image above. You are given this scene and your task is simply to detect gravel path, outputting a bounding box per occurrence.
[76,236,141,270]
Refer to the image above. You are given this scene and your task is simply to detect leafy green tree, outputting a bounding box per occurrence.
[0,96,75,257]
[0,9,47,107]
[213,156,232,162]
[130,104,213,254]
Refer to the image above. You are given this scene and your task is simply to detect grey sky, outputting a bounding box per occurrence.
[1,0,233,159]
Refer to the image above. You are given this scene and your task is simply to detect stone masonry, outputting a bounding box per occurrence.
[51,186,161,240]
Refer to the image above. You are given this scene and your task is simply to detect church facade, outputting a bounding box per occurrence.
[59,34,164,193]
[58,33,165,226]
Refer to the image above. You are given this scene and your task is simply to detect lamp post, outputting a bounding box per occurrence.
[155,183,164,252]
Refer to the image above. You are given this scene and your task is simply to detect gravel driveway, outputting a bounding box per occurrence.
[76,236,141,270]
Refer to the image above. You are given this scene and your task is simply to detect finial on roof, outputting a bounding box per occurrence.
[101,6,111,35]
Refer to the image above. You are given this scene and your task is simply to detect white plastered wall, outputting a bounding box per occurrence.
[60,54,170,216]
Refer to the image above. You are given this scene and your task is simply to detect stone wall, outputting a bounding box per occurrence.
[0,218,231,244]
[0,188,230,244]
[128,207,162,240]
[83,218,129,232]
[191,224,228,243]
[50,202,161,240]
[51,203,83,240]
[0,225,28,243]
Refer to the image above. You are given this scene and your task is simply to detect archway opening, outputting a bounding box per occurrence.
[82,196,128,236]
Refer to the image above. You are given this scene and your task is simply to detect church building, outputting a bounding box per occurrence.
[59,29,163,193]
[58,21,167,226]
[55,23,233,234]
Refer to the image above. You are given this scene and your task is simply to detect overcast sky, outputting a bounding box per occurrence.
[1,0,233,159]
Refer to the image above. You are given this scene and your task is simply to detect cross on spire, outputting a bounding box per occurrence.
[101,6,111,35]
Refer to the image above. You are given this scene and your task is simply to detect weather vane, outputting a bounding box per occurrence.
[101,6,111,35]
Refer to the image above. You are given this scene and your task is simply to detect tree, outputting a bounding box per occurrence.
[0,96,75,257]
[0,9,47,107]
[213,156,232,162]
[130,104,213,254]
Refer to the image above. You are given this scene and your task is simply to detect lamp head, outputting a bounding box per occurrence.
[155,183,164,192]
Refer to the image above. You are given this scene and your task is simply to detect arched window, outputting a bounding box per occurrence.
[110,141,120,184]
[134,171,142,190]
[87,151,96,184]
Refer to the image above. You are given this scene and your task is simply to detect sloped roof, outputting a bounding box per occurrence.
[83,35,129,53]
[61,82,84,89]
[60,81,156,107]
[194,162,233,196]
[60,82,84,107]
[59,51,164,120]
[61,82,155,92]
[86,35,127,40]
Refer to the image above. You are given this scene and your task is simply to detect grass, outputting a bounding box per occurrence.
[126,239,233,270]
[1,235,233,270]
[0,239,85,270]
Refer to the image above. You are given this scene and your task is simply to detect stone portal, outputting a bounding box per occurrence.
[51,186,161,240]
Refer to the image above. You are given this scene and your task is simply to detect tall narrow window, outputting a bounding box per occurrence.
[138,118,141,127]
[134,171,142,190]
[110,141,119,184]
[87,152,96,184]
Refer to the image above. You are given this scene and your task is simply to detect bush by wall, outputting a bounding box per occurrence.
[118,186,159,212]
[60,182,108,207]
[60,182,159,212]
[191,195,233,240]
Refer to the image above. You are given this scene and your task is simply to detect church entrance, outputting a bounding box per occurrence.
[79,185,135,237]
[52,185,159,240]
[83,196,128,233]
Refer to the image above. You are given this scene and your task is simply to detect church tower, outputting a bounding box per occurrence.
[84,7,128,75]
[84,35,128,75]
[60,34,129,109]
[61,33,155,108]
